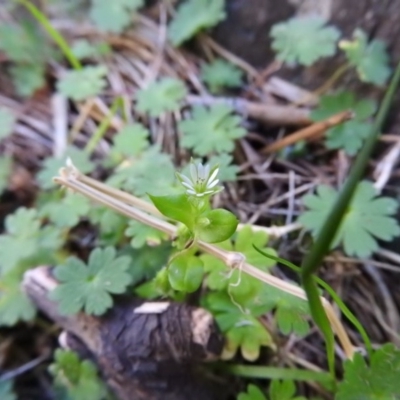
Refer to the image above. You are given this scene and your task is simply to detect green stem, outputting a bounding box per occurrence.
[85,97,122,155]
[225,365,334,390]
[18,0,82,70]
[300,60,400,375]
[253,247,372,357]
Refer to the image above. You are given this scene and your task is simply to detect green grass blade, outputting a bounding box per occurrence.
[253,246,372,357]
[18,0,82,70]
[225,364,334,391]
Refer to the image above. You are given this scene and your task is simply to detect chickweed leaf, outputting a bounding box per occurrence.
[206,153,239,182]
[125,220,168,248]
[205,291,273,361]
[108,146,177,197]
[168,0,226,46]
[168,252,204,293]
[299,181,400,258]
[0,108,16,140]
[112,123,149,157]
[0,156,12,195]
[340,29,391,86]
[0,380,16,400]
[336,344,400,400]
[37,146,95,189]
[196,209,238,243]
[270,16,340,66]
[311,91,377,155]
[0,269,36,326]
[49,349,107,400]
[238,384,266,400]
[201,59,243,93]
[50,247,131,316]
[57,65,108,101]
[180,104,246,156]
[90,0,143,33]
[40,193,91,228]
[136,78,187,117]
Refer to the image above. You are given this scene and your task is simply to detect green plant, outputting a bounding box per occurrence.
[136,78,187,116]
[57,65,108,101]
[238,381,306,400]
[299,181,400,258]
[50,247,132,315]
[201,59,243,93]
[0,380,16,400]
[0,108,16,140]
[311,91,377,155]
[270,16,340,66]
[89,0,143,33]
[179,104,246,155]
[340,29,391,86]
[168,0,226,46]
[49,349,108,400]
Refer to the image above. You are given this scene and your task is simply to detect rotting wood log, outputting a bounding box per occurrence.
[22,267,227,400]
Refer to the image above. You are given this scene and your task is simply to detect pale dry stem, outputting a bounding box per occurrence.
[54,164,355,359]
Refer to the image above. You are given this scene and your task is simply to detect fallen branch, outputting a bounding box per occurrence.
[22,267,225,400]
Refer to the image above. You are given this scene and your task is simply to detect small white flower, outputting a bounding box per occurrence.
[176,161,223,198]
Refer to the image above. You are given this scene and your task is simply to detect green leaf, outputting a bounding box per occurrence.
[180,104,246,156]
[168,0,226,46]
[10,63,45,97]
[136,78,187,116]
[205,291,273,360]
[112,123,149,157]
[299,181,400,258]
[0,269,36,326]
[0,108,16,140]
[37,146,95,189]
[0,156,12,195]
[0,208,41,273]
[90,0,143,33]
[71,39,111,59]
[238,384,267,400]
[168,253,204,292]
[340,29,391,86]
[50,247,132,315]
[196,208,238,243]
[107,146,178,197]
[269,380,306,400]
[40,192,91,228]
[206,153,239,182]
[336,344,400,400]
[125,220,168,248]
[201,59,243,93]
[57,65,108,101]
[311,91,377,155]
[270,16,340,66]
[49,349,107,400]
[0,380,16,400]
[149,193,195,230]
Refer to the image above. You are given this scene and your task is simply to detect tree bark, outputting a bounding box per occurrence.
[22,267,227,400]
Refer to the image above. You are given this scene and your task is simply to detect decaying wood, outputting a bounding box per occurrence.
[22,267,227,400]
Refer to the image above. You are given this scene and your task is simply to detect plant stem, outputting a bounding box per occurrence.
[19,0,82,70]
[300,59,400,375]
[53,162,355,360]
[85,97,122,155]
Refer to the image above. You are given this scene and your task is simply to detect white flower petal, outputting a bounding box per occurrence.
[186,189,197,195]
[207,179,219,189]
[190,163,198,182]
[197,163,205,180]
[180,174,193,186]
[181,182,194,190]
[203,164,210,180]
[207,168,219,185]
